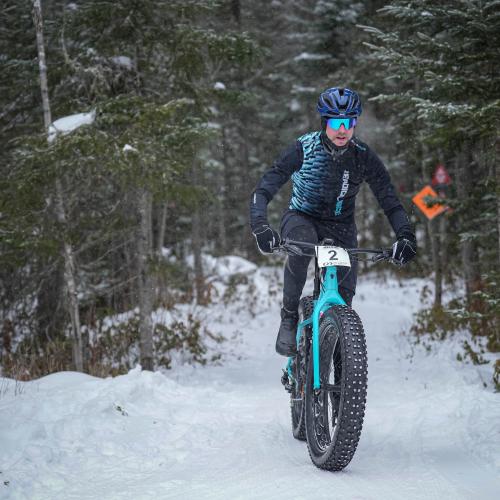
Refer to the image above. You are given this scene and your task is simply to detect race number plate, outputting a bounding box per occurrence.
[315,245,351,268]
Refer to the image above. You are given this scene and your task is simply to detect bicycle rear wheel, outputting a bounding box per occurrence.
[290,296,313,441]
[304,305,367,471]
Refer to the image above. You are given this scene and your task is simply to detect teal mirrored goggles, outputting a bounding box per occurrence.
[327,117,357,130]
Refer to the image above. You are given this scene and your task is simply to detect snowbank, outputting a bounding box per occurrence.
[1,268,499,499]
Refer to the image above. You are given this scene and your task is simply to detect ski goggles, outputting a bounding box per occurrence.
[327,117,357,130]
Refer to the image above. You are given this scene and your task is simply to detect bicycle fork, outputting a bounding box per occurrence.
[286,266,345,390]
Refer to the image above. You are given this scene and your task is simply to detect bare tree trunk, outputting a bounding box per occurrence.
[429,218,442,307]
[33,0,83,372]
[414,81,441,300]
[456,144,481,303]
[231,0,241,26]
[461,238,481,302]
[237,123,254,255]
[192,208,205,304]
[419,139,442,306]
[497,176,500,266]
[217,127,229,254]
[359,184,368,272]
[33,0,51,130]
[137,187,154,370]
[217,197,227,255]
[157,203,168,257]
[191,163,205,304]
[495,139,500,267]
[438,214,448,285]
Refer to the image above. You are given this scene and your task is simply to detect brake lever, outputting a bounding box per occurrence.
[273,244,298,256]
[276,243,314,257]
[371,250,393,263]
[287,244,303,256]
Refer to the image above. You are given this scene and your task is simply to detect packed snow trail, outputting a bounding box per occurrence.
[1,270,499,500]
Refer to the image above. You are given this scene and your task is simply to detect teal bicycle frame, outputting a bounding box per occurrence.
[286,262,346,391]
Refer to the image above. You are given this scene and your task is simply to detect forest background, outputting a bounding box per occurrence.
[1,0,498,387]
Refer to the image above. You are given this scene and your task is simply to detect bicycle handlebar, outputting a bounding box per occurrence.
[275,238,394,264]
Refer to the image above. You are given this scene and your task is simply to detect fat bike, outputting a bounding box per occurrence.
[277,238,393,471]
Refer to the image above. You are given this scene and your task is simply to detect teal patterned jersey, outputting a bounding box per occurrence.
[250,131,411,236]
[290,132,334,216]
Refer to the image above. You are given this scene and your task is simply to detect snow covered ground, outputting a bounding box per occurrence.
[1,265,499,500]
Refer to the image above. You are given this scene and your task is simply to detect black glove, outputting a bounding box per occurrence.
[252,224,280,254]
[392,233,417,265]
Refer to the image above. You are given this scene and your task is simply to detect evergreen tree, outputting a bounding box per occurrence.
[1,0,259,374]
[359,0,500,352]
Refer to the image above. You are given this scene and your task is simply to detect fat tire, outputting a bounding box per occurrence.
[304,305,367,471]
[290,296,313,441]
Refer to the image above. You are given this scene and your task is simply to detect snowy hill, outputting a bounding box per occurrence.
[1,266,499,500]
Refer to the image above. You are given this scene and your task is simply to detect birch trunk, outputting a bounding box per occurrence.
[33,0,83,371]
[137,188,154,370]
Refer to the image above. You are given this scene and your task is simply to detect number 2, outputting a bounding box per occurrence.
[329,249,338,261]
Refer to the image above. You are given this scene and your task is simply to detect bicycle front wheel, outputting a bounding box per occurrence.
[304,305,368,471]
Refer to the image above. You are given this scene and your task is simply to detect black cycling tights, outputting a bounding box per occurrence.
[282,225,354,312]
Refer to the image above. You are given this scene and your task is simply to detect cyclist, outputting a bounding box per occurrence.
[249,87,416,356]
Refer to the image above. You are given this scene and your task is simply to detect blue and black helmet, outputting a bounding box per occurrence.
[317,87,362,118]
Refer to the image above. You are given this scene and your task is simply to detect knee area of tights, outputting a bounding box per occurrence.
[287,225,317,243]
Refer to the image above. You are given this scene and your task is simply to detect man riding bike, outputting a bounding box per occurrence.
[249,87,416,357]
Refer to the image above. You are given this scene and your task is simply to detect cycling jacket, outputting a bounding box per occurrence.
[249,131,412,238]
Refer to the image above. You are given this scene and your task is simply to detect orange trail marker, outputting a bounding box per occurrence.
[412,185,448,220]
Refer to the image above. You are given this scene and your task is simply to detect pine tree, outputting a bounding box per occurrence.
[1,0,259,374]
[359,0,500,350]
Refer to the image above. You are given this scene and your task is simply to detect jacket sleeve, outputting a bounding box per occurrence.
[249,141,303,231]
[364,148,413,239]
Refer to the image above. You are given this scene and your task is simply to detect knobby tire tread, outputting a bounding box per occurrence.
[305,305,368,471]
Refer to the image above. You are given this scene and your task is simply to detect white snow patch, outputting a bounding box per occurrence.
[111,56,133,69]
[184,253,258,284]
[206,121,221,129]
[213,81,226,90]
[289,98,301,112]
[214,255,257,278]
[292,84,316,93]
[122,143,138,153]
[48,110,95,143]
[293,52,330,62]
